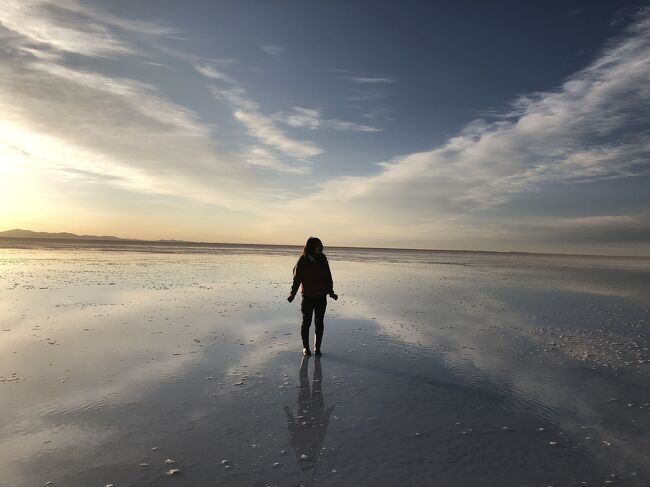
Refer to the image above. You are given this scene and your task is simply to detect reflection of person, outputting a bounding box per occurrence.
[284,356,335,476]
[287,236,338,356]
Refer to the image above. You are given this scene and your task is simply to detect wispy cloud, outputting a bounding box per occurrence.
[350,11,649,208]
[0,2,133,57]
[194,60,325,169]
[0,0,176,58]
[0,0,277,212]
[341,78,396,103]
[209,86,323,160]
[233,108,322,158]
[256,10,650,249]
[260,44,284,56]
[335,73,397,103]
[346,76,397,84]
[193,57,385,171]
[192,63,235,83]
[273,107,381,132]
[243,146,310,174]
[2,0,648,253]
[33,61,211,137]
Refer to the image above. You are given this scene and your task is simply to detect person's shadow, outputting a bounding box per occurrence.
[284,356,335,478]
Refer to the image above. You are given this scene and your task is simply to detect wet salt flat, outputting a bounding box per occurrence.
[1,241,649,486]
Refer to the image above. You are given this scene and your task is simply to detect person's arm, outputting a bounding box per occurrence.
[289,257,303,298]
[324,258,337,299]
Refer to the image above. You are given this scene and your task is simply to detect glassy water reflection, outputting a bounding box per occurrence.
[0,245,648,486]
[285,357,335,480]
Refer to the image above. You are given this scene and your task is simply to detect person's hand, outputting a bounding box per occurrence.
[329,292,338,301]
[287,294,295,303]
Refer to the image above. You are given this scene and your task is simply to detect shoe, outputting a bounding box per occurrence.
[302,348,312,356]
[315,349,321,356]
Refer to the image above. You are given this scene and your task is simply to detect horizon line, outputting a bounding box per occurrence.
[0,229,647,259]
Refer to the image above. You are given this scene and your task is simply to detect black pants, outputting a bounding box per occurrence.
[301,294,327,349]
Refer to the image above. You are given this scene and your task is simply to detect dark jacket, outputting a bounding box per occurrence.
[290,254,334,296]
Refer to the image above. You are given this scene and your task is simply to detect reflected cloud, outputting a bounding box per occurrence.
[1,247,648,484]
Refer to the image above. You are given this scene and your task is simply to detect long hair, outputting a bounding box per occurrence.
[301,236,327,261]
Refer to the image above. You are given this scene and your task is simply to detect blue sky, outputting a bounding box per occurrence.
[0,0,649,255]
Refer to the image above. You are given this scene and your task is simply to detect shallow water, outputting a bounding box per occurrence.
[1,242,649,486]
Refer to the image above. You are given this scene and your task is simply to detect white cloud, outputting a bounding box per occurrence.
[243,146,310,174]
[274,107,381,132]
[233,109,322,158]
[209,86,323,159]
[353,12,649,210]
[279,107,321,129]
[193,63,234,83]
[32,62,211,137]
[0,0,176,58]
[193,58,324,167]
[2,0,648,253]
[0,1,284,213]
[0,1,134,56]
[254,11,650,251]
[60,0,178,36]
[192,51,382,175]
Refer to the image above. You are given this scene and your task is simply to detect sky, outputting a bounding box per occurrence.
[0,0,649,255]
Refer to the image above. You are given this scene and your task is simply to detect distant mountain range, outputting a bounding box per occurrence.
[0,229,196,244]
[0,229,125,240]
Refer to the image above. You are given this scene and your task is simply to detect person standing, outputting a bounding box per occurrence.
[287,236,338,356]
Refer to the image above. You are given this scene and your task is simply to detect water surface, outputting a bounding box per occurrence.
[1,242,649,486]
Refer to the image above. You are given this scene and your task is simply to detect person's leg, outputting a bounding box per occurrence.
[298,355,311,403]
[300,296,316,349]
[314,295,327,351]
